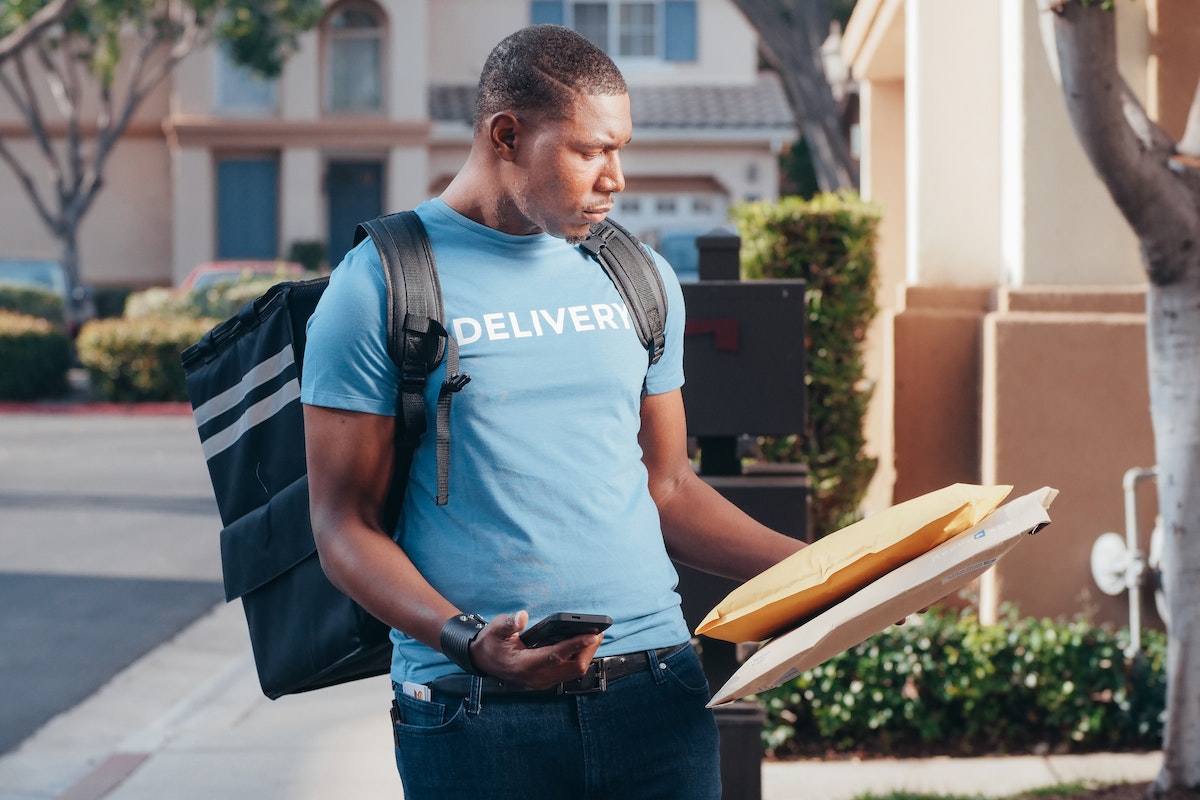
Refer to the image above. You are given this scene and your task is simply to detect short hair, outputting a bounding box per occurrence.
[474,24,628,131]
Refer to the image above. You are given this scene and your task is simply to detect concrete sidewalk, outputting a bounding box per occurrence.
[0,599,1163,800]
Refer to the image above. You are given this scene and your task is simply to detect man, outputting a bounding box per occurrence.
[301,24,804,799]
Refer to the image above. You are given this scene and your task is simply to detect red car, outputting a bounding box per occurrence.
[178,260,308,294]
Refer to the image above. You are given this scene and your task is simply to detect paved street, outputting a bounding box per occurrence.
[0,411,224,755]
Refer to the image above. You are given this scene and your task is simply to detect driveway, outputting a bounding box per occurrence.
[0,410,224,755]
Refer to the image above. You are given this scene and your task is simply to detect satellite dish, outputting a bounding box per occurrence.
[1090,531,1134,596]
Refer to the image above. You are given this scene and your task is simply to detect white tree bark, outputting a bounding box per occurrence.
[1149,276,1200,793]
[1040,1,1200,793]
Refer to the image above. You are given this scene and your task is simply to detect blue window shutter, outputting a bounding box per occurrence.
[531,1,564,25]
[664,1,697,62]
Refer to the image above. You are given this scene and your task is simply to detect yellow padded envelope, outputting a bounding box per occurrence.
[696,483,1012,643]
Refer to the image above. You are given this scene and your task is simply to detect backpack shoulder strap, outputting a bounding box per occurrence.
[353,211,470,507]
[579,218,667,367]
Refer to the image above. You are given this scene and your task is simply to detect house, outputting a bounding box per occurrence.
[844,0,1197,627]
[0,0,795,287]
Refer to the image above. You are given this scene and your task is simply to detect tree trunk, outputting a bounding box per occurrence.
[729,0,859,192]
[1149,275,1200,794]
[1043,1,1200,793]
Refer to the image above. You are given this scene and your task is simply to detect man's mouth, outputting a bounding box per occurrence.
[583,206,612,220]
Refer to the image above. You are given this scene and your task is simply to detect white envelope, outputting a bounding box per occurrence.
[708,487,1058,707]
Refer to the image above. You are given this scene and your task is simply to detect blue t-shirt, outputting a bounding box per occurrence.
[301,198,691,685]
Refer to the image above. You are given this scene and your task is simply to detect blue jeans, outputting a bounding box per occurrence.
[391,643,721,799]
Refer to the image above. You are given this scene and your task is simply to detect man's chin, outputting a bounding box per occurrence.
[553,224,593,246]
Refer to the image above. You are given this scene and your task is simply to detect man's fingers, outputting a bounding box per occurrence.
[488,610,527,639]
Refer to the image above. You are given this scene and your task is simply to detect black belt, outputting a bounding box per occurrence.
[430,644,688,697]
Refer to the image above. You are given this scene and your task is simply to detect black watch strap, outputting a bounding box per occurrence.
[440,613,487,675]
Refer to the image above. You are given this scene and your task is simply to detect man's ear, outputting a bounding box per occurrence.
[487,112,521,162]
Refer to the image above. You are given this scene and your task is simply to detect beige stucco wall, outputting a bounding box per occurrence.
[0,0,790,288]
[892,287,1158,628]
[859,79,905,517]
[847,0,1175,625]
[0,131,172,287]
[428,0,760,87]
[905,0,1003,287]
[980,289,1156,626]
[1005,0,1143,286]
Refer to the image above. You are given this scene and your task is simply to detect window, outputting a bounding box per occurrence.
[214,44,277,114]
[531,1,696,62]
[324,4,384,114]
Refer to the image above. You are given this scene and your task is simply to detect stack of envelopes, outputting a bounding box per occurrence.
[700,484,1058,706]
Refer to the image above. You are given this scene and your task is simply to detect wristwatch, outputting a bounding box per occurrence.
[440,613,487,675]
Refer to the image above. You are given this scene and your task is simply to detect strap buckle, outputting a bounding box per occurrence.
[557,660,607,695]
[443,372,472,393]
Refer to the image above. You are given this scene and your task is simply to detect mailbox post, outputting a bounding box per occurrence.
[676,229,809,800]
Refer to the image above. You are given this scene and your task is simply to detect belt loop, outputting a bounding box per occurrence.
[648,648,669,685]
[467,675,484,715]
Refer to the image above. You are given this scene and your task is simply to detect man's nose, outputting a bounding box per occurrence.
[598,153,625,193]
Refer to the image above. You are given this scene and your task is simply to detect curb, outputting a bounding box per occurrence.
[0,401,192,416]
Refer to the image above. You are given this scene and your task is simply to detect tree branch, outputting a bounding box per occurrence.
[11,51,63,184]
[0,0,81,64]
[82,6,203,224]
[1047,0,1197,283]
[728,0,858,192]
[0,138,58,233]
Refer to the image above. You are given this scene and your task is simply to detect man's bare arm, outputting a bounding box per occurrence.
[304,403,601,686]
[638,389,805,580]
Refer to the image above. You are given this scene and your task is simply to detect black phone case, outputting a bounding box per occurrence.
[519,613,612,648]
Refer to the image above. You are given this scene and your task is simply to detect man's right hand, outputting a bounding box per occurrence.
[468,611,604,690]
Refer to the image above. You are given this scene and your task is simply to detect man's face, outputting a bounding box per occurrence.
[507,92,632,244]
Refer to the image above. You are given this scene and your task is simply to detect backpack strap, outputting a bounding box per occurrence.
[579,218,667,367]
[353,211,470,507]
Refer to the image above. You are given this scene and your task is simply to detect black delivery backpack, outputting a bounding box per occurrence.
[181,211,667,699]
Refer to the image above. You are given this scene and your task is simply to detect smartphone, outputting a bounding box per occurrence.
[519,612,613,648]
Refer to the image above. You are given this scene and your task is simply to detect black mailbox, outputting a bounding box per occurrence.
[681,280,806,438]
[673,236,810,800]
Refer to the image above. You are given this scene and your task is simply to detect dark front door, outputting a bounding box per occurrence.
[327,161,384,266]
[216,156,279,259]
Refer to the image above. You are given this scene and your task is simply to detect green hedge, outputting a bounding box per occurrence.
[758,606,1165,758]
[92,286,136,320]
[0,311,70,399]
[0,285,65,325]
[75,315,218,402]
[731,192,881,538]
[124,279,278,321]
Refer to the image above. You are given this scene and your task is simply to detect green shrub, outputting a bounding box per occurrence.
[731,192,881,538]
[758,605,1166,759]
[287,240,327,271]
[92,286,136,320]
[0,311,70,399]
[75,315,218,402]
[125,279,277,322]
[0,285,65,325]
[186,279,278,320]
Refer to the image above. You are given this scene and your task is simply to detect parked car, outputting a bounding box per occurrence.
[178,260,309,294]
[0,257,96,337]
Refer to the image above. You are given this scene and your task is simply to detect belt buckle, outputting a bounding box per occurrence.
[558,660,607,695]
